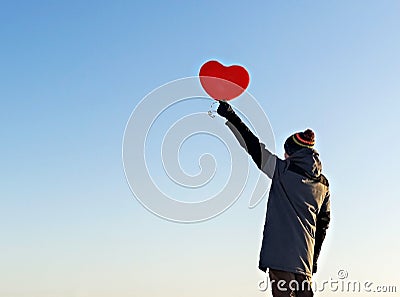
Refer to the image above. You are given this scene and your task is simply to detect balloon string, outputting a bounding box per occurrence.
[207,101,218,118]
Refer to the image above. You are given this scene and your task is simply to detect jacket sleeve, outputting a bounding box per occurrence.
[223,111,279,179]
[313,190,331,273]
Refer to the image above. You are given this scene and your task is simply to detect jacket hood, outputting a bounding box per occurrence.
[288,148,322,177]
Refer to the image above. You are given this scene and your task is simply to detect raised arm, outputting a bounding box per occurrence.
[216,101,277,178]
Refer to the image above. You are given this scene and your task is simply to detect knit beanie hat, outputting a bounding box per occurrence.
[284,129,315,155]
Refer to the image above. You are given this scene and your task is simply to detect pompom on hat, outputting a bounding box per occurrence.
[284,129,315,155]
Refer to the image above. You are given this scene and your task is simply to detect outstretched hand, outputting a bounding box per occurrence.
[216,100,234,118]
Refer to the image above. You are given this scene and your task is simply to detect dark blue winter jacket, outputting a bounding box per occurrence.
[224,112,330,277]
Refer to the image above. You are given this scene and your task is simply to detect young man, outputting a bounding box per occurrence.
[217,101,330,297]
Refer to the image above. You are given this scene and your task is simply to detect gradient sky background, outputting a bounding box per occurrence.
[1,1,400,296]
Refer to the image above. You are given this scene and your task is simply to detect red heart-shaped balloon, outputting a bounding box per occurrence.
[199,60,250,101]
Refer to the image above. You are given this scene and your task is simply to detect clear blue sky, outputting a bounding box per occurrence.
[1,1,399,296]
